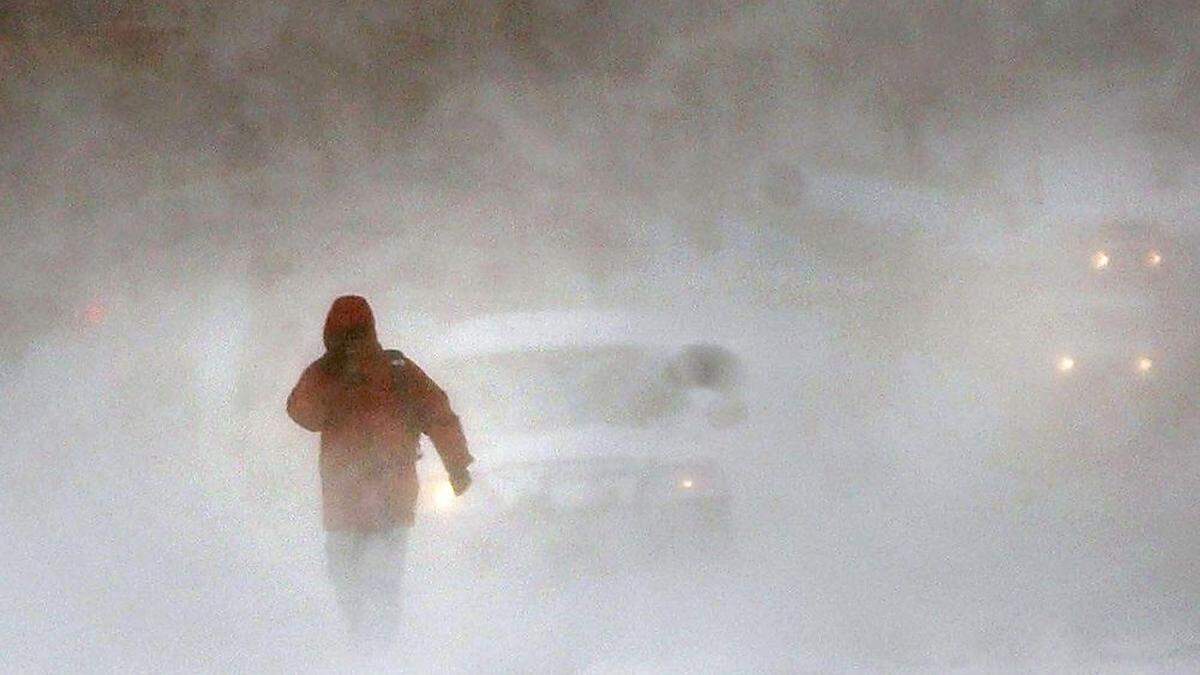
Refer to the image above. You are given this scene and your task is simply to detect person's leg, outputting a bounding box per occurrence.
[358,525,410,643]
[325,530,367,636]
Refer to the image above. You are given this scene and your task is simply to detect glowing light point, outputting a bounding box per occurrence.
[1137,357,1154,374]
[1091,251,1110,270]
[1146,250,1162,267]
[83,300,107,325]
[680,478,694,490]
[432,480,455,510]
[1056,356,1076,373]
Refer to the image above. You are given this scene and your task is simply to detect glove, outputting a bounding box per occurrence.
[448,468,472,497]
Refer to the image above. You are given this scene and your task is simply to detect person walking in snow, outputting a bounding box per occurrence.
[287,295,473,640]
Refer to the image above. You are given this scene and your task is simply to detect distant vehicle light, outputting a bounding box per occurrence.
[83,300,107,325]
[432,480,456,511]
[1091,251,1110,270]
[1137,357,1154,374]
[679,478,694,490]
[1146,250,1162,267]
[1056,356,1076,374]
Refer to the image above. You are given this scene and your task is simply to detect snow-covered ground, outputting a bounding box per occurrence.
[5,291,1200,673]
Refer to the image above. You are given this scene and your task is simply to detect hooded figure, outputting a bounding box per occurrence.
[287,295,472,638]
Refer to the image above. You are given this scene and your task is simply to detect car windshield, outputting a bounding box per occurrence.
[435,346,685,433]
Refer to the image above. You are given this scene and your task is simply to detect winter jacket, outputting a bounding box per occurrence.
[287,296,472,531]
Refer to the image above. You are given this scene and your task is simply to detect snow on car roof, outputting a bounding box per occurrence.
[430,309,714,358]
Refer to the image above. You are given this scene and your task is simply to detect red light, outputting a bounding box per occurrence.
[84,300,107,325]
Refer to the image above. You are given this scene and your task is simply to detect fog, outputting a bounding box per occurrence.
[4,2,1200,672]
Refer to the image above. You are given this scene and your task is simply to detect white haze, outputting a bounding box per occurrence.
[3,2,1200,672]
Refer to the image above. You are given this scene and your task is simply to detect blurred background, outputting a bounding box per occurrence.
[3,1,1200,671]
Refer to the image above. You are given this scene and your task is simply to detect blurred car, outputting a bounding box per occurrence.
[993,218,1200,494]
[409,310,745,573]
[1043,220,1199,404]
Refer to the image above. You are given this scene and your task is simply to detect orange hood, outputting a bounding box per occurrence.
[322,295,380,352]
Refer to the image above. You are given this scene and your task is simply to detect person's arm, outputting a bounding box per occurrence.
[404,359,474,493]
[286,361,334,432]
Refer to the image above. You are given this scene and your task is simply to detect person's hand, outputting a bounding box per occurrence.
[448,469,472,496]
